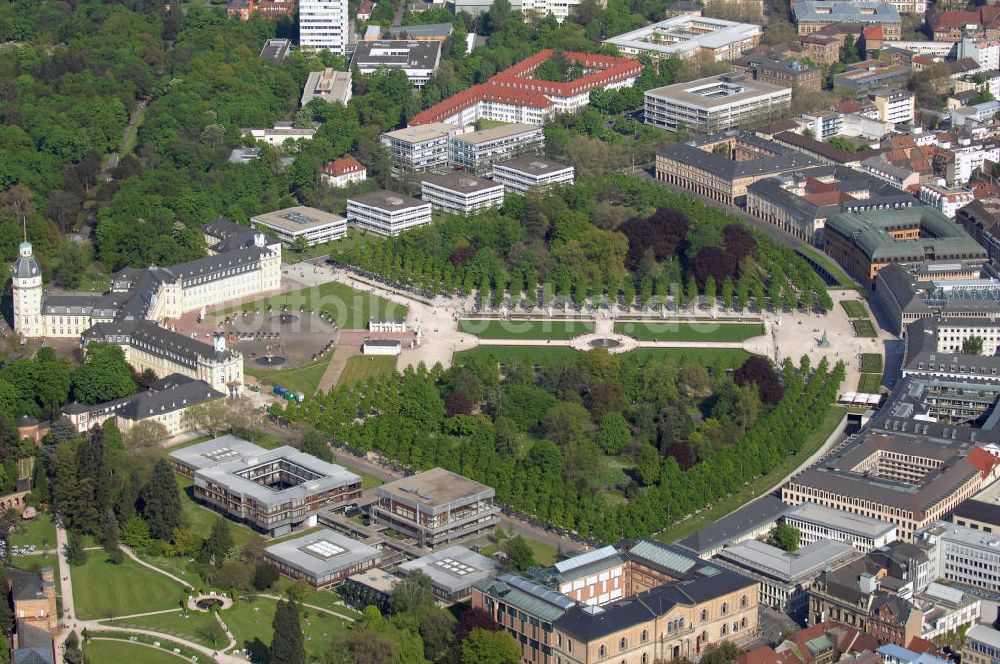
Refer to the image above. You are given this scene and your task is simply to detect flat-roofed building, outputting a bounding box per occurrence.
[490,157,574,193]
[387,22,452,40]
[172,442,363,536]
[645,73,792,133]
[372,467,499,547]
[380,123,459,172]
[398,545,501,602]
[449,123,543,175]
[603,16,762,62]
[873,264,1000,336]
[250,206,347,246]
[870,88,914,126]
[350,40,441,88]
[342,568,399,612]
[930,521,1000,593]
[169,434,267,477]
[794,2,902,40]
[783,503,898,552]
[263,528,381,587]
[244,124,316,146]
[919,184,974,219]
[420,174,504,215]
[963,623,1000,664]
[301,68,353,106]
[346,190,432,236]
[362,338,402,355]
[834,61,911,96]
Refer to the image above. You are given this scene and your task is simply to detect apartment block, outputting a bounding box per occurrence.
[346,190,433,236]
[490,156,575,194]
[449,123,543,175]
[380,123,459,173]
[420,174,504,215]
[299,0,349,54]
[870,89,915,125]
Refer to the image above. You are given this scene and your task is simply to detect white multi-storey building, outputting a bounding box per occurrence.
[644,73,792,132]
[346,190,432,236]
[490,156,574,193]
[919,184,975,219]
[604,16,762,62]
[380,123,459,173]
[250,206,348,246]
[870,88,914,126]
[299,0,349,54]
[783,503,898,553]
[449,123,543,175]
[420,174,504,215]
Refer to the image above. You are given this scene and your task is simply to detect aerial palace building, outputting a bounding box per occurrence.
[12,219,281,395]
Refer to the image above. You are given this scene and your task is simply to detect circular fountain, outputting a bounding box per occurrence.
[255,355,287,366]
[589,338,621,349]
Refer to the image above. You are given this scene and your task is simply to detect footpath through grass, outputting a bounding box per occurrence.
[337,355,397,386]
[221,281,406,329]
[655,407,856,544]
[615,321,763,342]
[245,352,333,397]
[458,319,595,340]
[72,553,185,620]
[83,640,188,664]
[108,610,225,649]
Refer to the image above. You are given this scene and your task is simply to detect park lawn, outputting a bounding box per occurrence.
[245,351,333,397]
[83,640,188,664]
[458,319,595,340]
[860,353,883,374]
[655,407,858,544]
[271,578,362,619]
[799,247,857,289]
[840,300,868,319]
[107,609,226,649]
[853,319,877,338]
[176,476,257,549]
[226,595,351,662]
[482,536,560,567]
[337,355,397,386]
[858,373,883,393]
[72,553,185,620]
[455,345,752,368]
[9,514,57,549]
[223,281,406,330]
[614,321,763,342]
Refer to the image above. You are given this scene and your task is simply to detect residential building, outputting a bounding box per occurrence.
[675,495,790,559]
[950,101,1000,128]
[518,0,584,23]
[794,2,902,40]
[918,184,974,219]
[960,36,1000,71]
[228,147,261,164]
[930,7,1000,43]
[397,545,501,602]
[301,68,352,106]
[357,0,373,20]
[834,61,911,96]
[490,156,574,193]
[715,539,860,620]
[299,0,350,54]
[244,125,317,147]
[410,50,641,127]
[957,199,1000,264]
[655,132,819,207]
[380,123,460,173]
[321,156,367,188]
[859,155,921,191]
[965,623,1000,664]
[878,644,949,664]
[251,206,347,246]
[644,73,792,133]
[822,207,986,286]
[870,89,915,125]
[733,56,822,92]
[449,123,543,175]
[372,467,499,547]
[170,438,362,536]
[420,174,504,215]
[346,190,433,236]
[801,112,843,140]
[783,503,898,552]
[387,22,453,40]
[350,40,442,88]
[603,16,762,62]
[263,529,381,588]
[260,38,291,62]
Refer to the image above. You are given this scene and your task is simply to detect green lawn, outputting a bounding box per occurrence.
[72,553,185,619]
[245,352,333,397]
[860,353,883,374]
[9,514,56,549]
[337,355,397,386]
[841,300,868,318]
[853,319,877,338]
[455,345,752,368]
[226,596,351,662]
[458,319,595,340]
[482,536,560,567]
[83,640,188,664]
[222,281,406,330]
[858,373,882,393]
[108,610,226,649]
[271,578,362,619]
[656,407,859,544]
[177,476,257,549]
[615,321,763,342]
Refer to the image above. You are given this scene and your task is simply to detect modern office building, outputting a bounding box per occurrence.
[380,123,459,173]
[397,545,501,602]
[794,2,902,40]
[676,495,790,559]
[372,467,499,547]
[420,174,504,215]
[346,190,433,236]
[299,0,350,54]
[449,123,543,175]
[301,68,353,106]
[783,503,898,552]
[931,521,1000,593]
[644,73,792,133]
[489,157,574,194]
[250,206,347,246]
[964,623,1000,664]
[833,61,911,96]
[603,16,762,62]
[260,38,291,62]
[170,438,363,536]
[350,40,442,88]
[263,528,381,588]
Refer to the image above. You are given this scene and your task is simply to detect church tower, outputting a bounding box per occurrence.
[12,241,43,338]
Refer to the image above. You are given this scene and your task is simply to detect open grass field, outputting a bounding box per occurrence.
[177,476,256,550]
[73,553,185,619]
[615,321,763,342]
[337,355,397,386]
[222,281,406,330]
[482,536,560,567]
[9,514,56,549]
[271,578,362,619]
[226,596,351,662]
[458,319,595,340]
[799,247,857,289]
[245,351,333,397]
[840,300,868,318]
[455,345,752,368]
[860,353,883,374]
[108,610,226,648]
[655,407,858,544]
[858,373,883,393]
[84,640,188,664]
[853,319,877,338]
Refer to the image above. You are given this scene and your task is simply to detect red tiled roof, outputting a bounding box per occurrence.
[907,637,943,656]
[968,446,1000,477]
[323,156,365,177]
[931,11,980,31]
[863,25,883,41]
[738,647,785,664]
[804,190,854,206]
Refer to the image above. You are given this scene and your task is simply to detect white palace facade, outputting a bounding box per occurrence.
[12,218,281,396]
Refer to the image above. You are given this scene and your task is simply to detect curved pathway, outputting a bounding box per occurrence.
[86,637,190,662]
[119,545,194,591]
[258,593,356,622]
[75,620,244,664]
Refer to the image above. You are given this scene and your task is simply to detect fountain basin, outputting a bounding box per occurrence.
[255,356,287,366]
[589,338,621,349]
